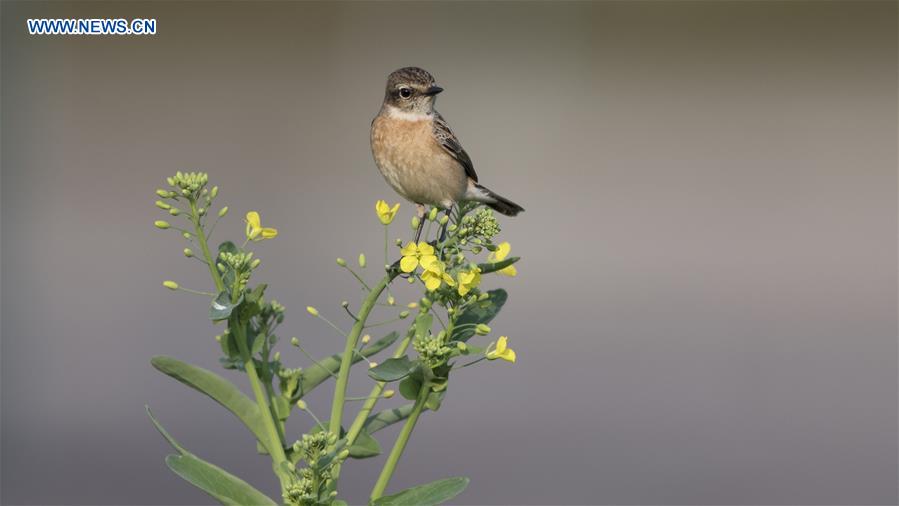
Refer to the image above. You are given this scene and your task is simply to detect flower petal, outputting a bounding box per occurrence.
[400,256,419,273]
[261,227,278,239]
[494,242,511,261]
[499,348,516,363]
[400,242,418,257]
[499,265,518,277]
[417,242,435,256]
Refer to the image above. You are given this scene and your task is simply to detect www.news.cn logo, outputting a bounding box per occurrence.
[27,18,156,35]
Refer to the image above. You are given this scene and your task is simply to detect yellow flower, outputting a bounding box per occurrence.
[245,211,278,241]
[486,336,516,363]
[457,267,482,296]
[488,241,517,277]
[399,241,436,273]
[375,200,401,225]
[420,256,455,291]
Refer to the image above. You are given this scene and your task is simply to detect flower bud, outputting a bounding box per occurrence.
[399,311,410,319]
[383,389,395,399]
[478,293,490,301]
[306,306,319,316]
[291,337,300,347]
[210,186,219,199]
[182,231,192,239]
[361,334,371,344]
[341,300,349,308]
[217,206,228,217]
[358,253,366,268]
[328,433,338,445]
[387,295,395,306]
[369,362,378,368]
[411,217,420,230]
[250,258,261,269]
[217,262,226,272]
[428,207,439,221]
[336,257,347,267]
[456,342,467,351]
[448,224,458,232]
[155,200,171,210]
[338,449,350,460]
[166,177,175,186]
[156,189,172,198]
[472,246,482,254]
[439,215,450,225]
[168,208,181,216]
[420,297,432,309]
[296,400,307,410]
[407,277,415,284]
[476,324,491,335]
[407,302,418,309]
[154,220,171,229]
[198,207,206,216]
[183,248,194,257]
[447,307,455,315]
[395,238,403,247]
[163,280,179,290]
[215,334,222,342]
[273,351,281,361]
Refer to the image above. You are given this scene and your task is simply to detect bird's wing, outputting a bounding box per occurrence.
[432,112,478,182]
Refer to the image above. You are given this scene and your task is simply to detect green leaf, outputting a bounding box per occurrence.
[451,289,507,342]
[151,356,272,454]
[398,374,422,401]
[348,430,382,459]
[425,390,445,412]
[363,404,417,434]
[477,256,519,275]
[147,406,276,505]
[414,313,433,339]
[299,331,399,395]
[368,356,417,382]
[210,291,242,322]
[166,454,277,505]
[250,332,266,356]
[372,477,470,506]
[218,240,239,255]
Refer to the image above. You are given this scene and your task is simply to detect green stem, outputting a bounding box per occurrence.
[331,327,415,481]
[328,273,395,448]
[189,199,224,292]
[370,382,430,500]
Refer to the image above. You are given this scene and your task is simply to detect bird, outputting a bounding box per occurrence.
[371,67,523,242]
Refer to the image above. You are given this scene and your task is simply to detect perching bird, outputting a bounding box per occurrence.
[371,67,523,241]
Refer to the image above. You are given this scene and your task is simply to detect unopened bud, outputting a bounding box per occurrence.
[358,253,366,268]
[273,351,281,361]
[154,220,171,229]
[217,206,228,217]
[296,400,307,410]
[478,293,490,301]
[183,248,194,257]
[407,302,418,309]
[407,277,415,284]
[250,258,261,269]
[197,207,206,216]
[411,217,420,230]
[155,200,171,210]
[182,231,192,239]
[395,238,403,247]
[162,280,179,290]
[341,300,349,308]
[369,362,378,369]
[399,311,410,319]
[387,295,395,305]
[336,257,347,267]
[472,246,482,254]
[448,224,458,232]
[383,389,395,399]
[456,341,467,351]
[476,324,491,335]
[168,208,181,216]
[156,189,171,198]
[215,334,222,342]
[420,298,432,309]
[306,306,319,316]
[338,449,350,460]
[210,186,219,199]
[166,177,175,186]
[447,307,455,315]
[361,334,371,344]
[428,207,439,221]
[291,337,300,347]
[439,215,449,225]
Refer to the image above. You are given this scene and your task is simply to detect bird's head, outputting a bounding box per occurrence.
[383,67,443,115]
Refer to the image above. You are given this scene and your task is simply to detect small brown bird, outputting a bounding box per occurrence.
[371,67,523,240]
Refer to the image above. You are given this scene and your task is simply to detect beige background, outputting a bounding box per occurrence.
[2,1,897,504]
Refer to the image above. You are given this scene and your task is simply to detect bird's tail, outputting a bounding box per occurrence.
[468,183,524,217]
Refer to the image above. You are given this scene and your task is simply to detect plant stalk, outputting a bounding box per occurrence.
[370,382,430,500]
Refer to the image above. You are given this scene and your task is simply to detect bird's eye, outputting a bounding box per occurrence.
[398,87,412,99]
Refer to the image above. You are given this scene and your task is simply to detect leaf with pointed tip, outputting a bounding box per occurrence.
[210,291,242,322]
[298,331,399,395]
[477,256,519,275]
[363,403,432,435]
[451,289,507,342]
[147,406,276,505]
[151,356,272,453]
[372,477,470,506]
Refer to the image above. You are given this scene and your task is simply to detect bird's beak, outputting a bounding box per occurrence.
[424,85,444,96]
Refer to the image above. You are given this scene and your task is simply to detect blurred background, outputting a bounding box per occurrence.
[1,1,896,505]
